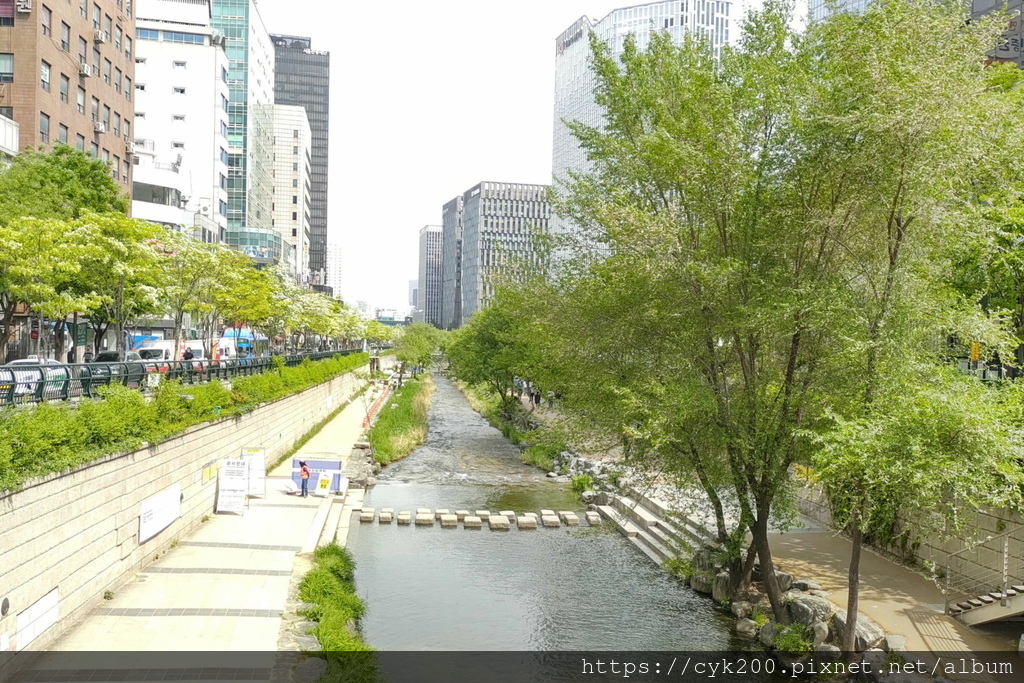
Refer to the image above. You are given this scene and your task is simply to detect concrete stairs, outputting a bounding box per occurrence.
[949,585,1024,626]
[595,491,718,567]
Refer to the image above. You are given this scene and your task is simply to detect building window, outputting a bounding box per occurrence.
[163,31,203,44]
[76,86,85,113]
[172,86,185,94]
[76,133,85,151]
[292,228,297,237]
[101,148,108,162]
[220,121,227,137]
[58,124,68,144]
[91,47,99,72]
[221,67,227,82]
[0,53,11,83]
[292,146,298,155]
[114,67,121,93]
[221,95,228,112]
[135,57,146,64]
[61,22,70,51]
[125,36,131,59]
[172,114,185,122]
[218,200,227,217]
[293,129,298,138]
[78,0,85,18]
[292,195,297,204]
[137,28,158,40]
[220,148,228,164]
[123,160,130,182]
[41,5,51,36]
[39,112,50,143]
[136,112,145,119]
[90,142,98,157]
[123,120,129,140]
[102,58,111,84]
[103,14,111,36]
[112,112,120,136]
[124,77,131,100]
[219,174,226,189]
[292,163,298,171]
[171,141,184,149]
[91,3,99,29]
[40,61,50,91]
[292,179,298,188]
[59,73,69,102]
[90,96,98,120]
[291,213,297,221]
[102,104,110,129]
[114,25,122,52]
[173,60,186,69]
[78,36,87,63]
[112,154,119,178]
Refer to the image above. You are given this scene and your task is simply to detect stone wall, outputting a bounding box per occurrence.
[0,370,362,668]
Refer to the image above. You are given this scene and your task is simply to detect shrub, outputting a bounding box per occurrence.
[570,473,594,493]
[299,543,373,651]
[663,556,694,581]
[773,624,813,653]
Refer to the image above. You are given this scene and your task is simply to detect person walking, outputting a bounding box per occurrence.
[299,461,311,497]
[183,347,194,361]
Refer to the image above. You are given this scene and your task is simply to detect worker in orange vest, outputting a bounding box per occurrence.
[299,461,311,497]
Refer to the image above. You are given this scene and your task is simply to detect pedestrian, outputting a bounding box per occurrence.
[183,347,194,361]
[533,389,542,407]
[299,461,311,497]
[546,390,554,408]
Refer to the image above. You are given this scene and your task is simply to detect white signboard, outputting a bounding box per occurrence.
[314,472,332,496]
[139,483,182,543]
[16,588,58,651]
[216,459,248,514]
[240,447,267,497]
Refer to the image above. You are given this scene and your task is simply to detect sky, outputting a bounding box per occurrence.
[256,0,646,312]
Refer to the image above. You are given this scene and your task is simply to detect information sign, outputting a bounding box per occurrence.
[240,447,266,497]
[216,459,248,514]
[314,472,331,496]
[139,483,181,543]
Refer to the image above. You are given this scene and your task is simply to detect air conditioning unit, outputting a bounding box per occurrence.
[93,120,106,133]
[125,141,134,153]
[15,0,32,12]
[199,203,211,216]
[78,63,92,77]
[93,29,109,43]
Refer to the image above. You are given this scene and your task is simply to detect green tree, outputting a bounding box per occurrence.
[394,322,441,379]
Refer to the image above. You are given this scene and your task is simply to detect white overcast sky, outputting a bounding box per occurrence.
[258,0,799,313]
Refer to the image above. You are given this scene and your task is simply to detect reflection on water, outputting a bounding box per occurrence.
[347,376,743,652]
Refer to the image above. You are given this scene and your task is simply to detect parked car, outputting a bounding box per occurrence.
[0,357,70,399]
[85,350,147,386]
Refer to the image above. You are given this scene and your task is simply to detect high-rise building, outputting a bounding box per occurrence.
[417,225,442,328]
[271,34,329,284]
[0,0,135,187]
[132,0,229,244]
[212,0,279,264]
[271,103,310,282]
[440,194,463,330]
[408,279,418,308]
[457,182,551,323]
[551,1,747,245]
[325,240,342,297]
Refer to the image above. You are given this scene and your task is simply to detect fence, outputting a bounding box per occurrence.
[944,526,1024,614]
[0,348,362,406]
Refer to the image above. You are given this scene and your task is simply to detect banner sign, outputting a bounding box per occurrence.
[216,460,248,514]
[139,483,181,543]
[240,447,266,497]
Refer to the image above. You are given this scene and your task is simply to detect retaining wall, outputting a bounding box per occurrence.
[0,369,362,668]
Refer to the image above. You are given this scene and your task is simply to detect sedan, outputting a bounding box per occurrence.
[0,358,71,400]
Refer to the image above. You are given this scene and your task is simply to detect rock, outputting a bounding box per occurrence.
[862,648,888,675]
[692,548,718,573]
[758,622,779,648]
[788,593,833,627]
[359,508,375,523]
[559,511,580,526]
[595,492,611,506]
[366,477,377,488]
[293,620,318,634]
[735,618,758,638]
[294,634,321,651]
[292,657,328,683]
[585,511,601,526]
[439,514,458,528]
[455,510,470,521]
[434,508,451,519]
[350,476,367,489]
[731,601,752,619]
[689,573,713,594]
[810,620,829,647]
[489,515,510,530]
[396,512,411,525]
[712,571,733,604]
[541,515,561,528]
[832,610,886,651]
[517,516,537,529]
[416,508,432,515]
[773,570,794,592]
[414,514,434,526]
[809,589,831,598]
[540,509,555,517]
[1019,633,1024,656]
[475,510,491,520]
[581,490,597,504]
[463,515,483,529]
[887,634,906,651]
[554,476,570,483]
[546,472,558,478]
[793,579,821,591]
[378,511,393,523]
[499,510,516,521]
[813,644,841,657]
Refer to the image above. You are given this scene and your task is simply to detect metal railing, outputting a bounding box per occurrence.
[944,526,1024,615]
[0,348,361,407]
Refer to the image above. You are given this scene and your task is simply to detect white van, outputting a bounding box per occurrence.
[138,339,210,362]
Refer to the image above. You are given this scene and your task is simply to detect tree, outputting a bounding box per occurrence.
[394,322,441,378]
[157,232,220,360]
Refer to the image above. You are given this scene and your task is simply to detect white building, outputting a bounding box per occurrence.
[326,242,343,297]
[0,112,18,163]
[551,1,753,246]
[271,104,311,283]
[132,0,230,244]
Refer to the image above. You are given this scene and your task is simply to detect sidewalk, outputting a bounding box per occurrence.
[770,529,1020,654]
[12,380,375,680]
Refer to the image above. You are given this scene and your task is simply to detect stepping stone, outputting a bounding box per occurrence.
[475,510,491,520]
[359,507,375,523]
[541,515,561,528]
[464,515,483,529]
[440,514,458,528]
[585,511,602,526]
[380,507,394,515]
[541,509,555,517]
[489,515,510,530]
[968,598,984,607]
[415,514,435,526]
[559,511,580,526]
[416,508,432,516]
[397,511,411,525]
[523,512,539,519]
[435,508,451,519]
[455,509,470,521]
[517,516,538,529]
[956,601,975,610]
[378,511,393,523]
[979,595,995,604]
[499,510,516,522]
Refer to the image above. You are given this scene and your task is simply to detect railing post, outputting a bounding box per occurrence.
[945,556,951,616]
[1002,536,1010,606]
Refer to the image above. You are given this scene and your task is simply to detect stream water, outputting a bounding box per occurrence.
[345,376,753,653]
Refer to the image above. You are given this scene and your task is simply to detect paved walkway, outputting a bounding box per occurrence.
[771,529,1020,655]
[13,373,384,680]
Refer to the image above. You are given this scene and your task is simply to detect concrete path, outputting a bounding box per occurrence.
[14,375,380,679]
[771,529,1020,654]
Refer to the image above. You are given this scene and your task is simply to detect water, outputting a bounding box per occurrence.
[346,376,742,652]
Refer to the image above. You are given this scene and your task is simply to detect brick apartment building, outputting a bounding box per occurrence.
[0,0,135,186]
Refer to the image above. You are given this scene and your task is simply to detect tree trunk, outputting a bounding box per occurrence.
[752,513,789,623]
[843,521,863,654]
[2,302,17,362]
[172,311,184,362]
[54,319,67,361]
[741,542,759,588]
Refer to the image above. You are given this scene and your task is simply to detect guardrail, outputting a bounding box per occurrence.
[0,348,362,407]
[944,526,1024,615]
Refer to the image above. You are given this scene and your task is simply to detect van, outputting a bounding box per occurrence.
[138,339,211,363]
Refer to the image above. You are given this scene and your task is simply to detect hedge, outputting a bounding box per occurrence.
[0,352,369,493]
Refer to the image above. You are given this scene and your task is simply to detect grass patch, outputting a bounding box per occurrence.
[773,623,813,653]
[367,375,435,464]
[663,556,694,581]
[570,473,594,493]
[268,383,369,473]
[0,353,369,493]
[298,543,373,651]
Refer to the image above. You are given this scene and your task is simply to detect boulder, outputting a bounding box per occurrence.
[758,622,779,648]
[735,618,758,638]
[692,548,718,573]
[366,477,377,488]
[788,593,833,627]
[773,570,794,593]
[712,571,733,604]
[585,511,602,526]
[595,492,611,506]
[731,601,752,619]
[292,657,328,683]
[752,562,763,582]
[294,634,321,652]
[813,644,841,657]
[690,573,713,594]
[581,490,597,504]
[554,476,570,483]
[887,634,906,651]
[546,472,558,478]
[793,579,821,591]
[810,620,829,647]
[832,610,886,651]
[809,589,831,598]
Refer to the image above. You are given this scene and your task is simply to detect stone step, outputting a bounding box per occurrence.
[623,490,717,546]
[628,535,664,565]
[633,527,675,562]
[596,505,640,539]
[612,495,663,530]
